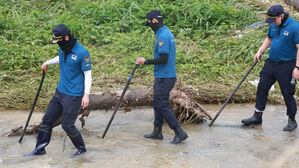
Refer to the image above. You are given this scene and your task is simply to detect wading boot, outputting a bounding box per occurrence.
[241,111,263,126]
[144,125,163,140]
[170,125,188,144]
[70,134,86,157]
[283,118,297,131]
[24,124,52,156]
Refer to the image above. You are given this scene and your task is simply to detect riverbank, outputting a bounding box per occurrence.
[0,0,298,110]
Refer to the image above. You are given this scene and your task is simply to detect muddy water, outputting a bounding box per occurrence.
[1,104,299,168]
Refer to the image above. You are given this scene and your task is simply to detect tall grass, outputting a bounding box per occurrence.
[0,0,283,110]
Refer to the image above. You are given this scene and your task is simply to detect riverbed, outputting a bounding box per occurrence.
[1,104,299,168]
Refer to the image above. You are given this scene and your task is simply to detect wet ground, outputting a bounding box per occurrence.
[1,104,299,168]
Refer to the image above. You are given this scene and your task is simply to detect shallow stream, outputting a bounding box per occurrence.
[1,104,299,168]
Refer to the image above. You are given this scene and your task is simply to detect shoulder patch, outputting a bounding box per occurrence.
[158,41,164,47]
[84,57,90,63]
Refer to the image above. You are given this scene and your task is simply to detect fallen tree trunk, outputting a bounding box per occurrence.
[5,82,210,136]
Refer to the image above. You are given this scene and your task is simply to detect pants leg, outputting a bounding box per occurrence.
[40,90,63,141]
[255,59,276,111]
[42,90,63,126]
[60,92,86,153]
[153,78,179,129]
[34,90,63,153]
[153,79,164,127]
[61,94,82,138]
[274,61,297,118]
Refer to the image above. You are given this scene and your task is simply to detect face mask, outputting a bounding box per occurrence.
[57,35,77,62]
[148,20,163,33]
[280,13,289,27]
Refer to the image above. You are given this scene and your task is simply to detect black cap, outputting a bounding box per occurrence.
[144,10,163,26]
[265,5,284,23]
[50,24,70,44]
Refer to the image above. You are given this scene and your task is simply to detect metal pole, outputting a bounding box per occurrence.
[19,71,46,143]
[102,64,138,138]
[209,61,258,127]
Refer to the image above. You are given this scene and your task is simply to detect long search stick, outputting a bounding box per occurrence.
[102,64,138,138]
[19,71,46,143]
[209,61,258,127]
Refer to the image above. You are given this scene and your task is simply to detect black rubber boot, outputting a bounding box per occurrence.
[69,134,86,157]
[144,125,163,140]
[170,125,188,144]
[283,118,297,131]
[241,111,263,126]
[24,125,52,156]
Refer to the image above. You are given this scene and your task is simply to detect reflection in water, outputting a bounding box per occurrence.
[1,104,299,168]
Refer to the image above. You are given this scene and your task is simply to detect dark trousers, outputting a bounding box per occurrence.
[42,89,83,138]
[255,59,297,118]
[153,78,179,129]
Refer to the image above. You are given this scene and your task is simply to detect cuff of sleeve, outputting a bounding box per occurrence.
[82,68,92,71]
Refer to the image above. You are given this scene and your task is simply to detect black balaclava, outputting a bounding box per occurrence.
[277,13,289,36]
[280,13,289,27]
[145,10,164,33]
[50,24,77,62]
[57,34,77,62]
[148,20,164,33]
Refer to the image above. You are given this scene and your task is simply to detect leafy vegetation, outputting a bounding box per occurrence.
[0,0,296,110]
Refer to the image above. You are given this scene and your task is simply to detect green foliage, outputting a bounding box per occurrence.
[0,0,262,72]
[0,0,279,109]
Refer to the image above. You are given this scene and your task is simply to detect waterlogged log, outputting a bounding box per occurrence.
[88,86,212,122]
[87,88,153,111]
[6,82,210,136]
[84,81,211,123]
